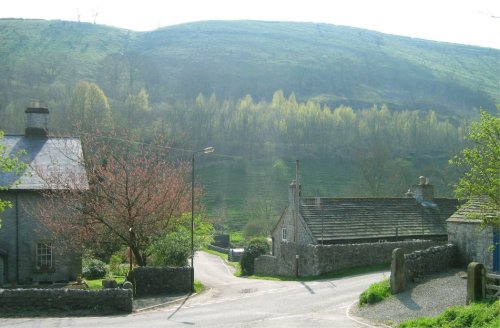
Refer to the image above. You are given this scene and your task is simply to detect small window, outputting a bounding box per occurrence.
[36,242,53,271]
[282,228,287,241]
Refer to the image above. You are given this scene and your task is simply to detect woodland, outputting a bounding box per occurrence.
[0,18,498,235]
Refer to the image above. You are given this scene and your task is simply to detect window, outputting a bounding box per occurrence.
[282,228,287,241]
[36,242,53,271]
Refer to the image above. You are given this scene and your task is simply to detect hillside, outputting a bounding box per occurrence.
[0,19,498,119]
[2,19,497,233]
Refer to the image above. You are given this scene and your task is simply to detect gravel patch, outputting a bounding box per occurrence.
[352,269,467,327]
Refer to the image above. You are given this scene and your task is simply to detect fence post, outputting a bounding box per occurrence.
[390,248,405,294]
[467,262,485,304]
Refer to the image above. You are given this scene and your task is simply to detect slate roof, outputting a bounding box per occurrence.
[447,196,499,223]
[300,197,459,243]
[0,135,88,190]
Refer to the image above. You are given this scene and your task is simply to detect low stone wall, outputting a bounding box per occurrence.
[134,267,191,296]
[255,240,444,277]
[404,244,457,282]
[0,288,132,312]
[207,244,229,254]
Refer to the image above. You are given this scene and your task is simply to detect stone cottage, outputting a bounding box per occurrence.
[0,104,88,285]
[255,177,459,276]
[447,197,500,272]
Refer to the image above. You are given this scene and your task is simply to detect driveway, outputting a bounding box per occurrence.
[0,252,387,327]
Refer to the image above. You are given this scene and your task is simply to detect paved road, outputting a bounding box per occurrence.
[0,252,387,327]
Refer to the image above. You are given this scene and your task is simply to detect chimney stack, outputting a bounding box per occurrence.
[25,101,49,137]
[288,180,301,206]
[412,176,434,202]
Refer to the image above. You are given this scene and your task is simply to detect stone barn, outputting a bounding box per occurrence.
[255,177,459,276]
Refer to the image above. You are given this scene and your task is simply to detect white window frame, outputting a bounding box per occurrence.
[36,242,53,271]
[282,228,287,241]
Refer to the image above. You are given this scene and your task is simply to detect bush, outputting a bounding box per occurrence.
[109,252,129,276]
[359,279,391,306]
[240,237,270,275]
[82,257,108,279]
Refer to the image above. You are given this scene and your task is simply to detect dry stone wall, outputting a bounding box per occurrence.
[255,240,444,277]
[0,288,132,312]
[404,244,457,282]
[134,267,191,296]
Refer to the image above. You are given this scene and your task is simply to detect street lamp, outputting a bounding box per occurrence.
[191,146,214,292]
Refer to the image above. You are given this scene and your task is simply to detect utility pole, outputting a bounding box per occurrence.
[295,160,300,277]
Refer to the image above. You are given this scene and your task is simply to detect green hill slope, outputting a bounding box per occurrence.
[0,19,497,118]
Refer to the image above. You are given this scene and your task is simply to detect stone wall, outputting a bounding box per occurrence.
[404,244,457,282]
[447,218,495,270]
[207,244,228,254]
[255,240,444,277]
[134,267,191,296]
[0,288,132,312]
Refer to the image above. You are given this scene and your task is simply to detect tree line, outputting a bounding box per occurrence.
[0,83,469,163]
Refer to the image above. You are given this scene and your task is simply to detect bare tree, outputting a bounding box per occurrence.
[35,132,197,266]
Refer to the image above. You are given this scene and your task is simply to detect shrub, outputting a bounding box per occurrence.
[109,252,129,276]
[82,257,108,279]
[240,237,270,275]
[359,279,391,306]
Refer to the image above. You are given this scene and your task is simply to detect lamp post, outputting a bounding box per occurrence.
[191,146,214,292]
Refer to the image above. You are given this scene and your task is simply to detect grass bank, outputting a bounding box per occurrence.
[398,300,500,328]
[359,278,391,306]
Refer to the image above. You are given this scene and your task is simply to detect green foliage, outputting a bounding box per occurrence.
[108,252,129,276]
[82,257,109,280]
[398,300,500,328]
[0,130,27,228]
[229,231,244,247]
[240,237,270,275]
[70,81,113,132]
[450,109,500,225]
[359,278,391,306]
[194,280,205,293]
[148,213,214,267]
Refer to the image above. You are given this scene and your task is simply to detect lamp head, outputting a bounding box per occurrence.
[203,147,215,154]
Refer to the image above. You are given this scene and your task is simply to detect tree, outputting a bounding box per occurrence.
[148,213,214,267]
[0,130,27,228]
[69,82,113,132]
[35,133,196,266]
[450,109,500,225]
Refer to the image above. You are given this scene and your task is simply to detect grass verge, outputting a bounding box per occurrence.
[248,263,389,281]
[85,276,125,290]
[398,300,500,328]
[359,278,391,306]
[194,280,204,293]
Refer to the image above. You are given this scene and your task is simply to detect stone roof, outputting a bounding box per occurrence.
[0,135,88,190]
[447,196,499,223]
[300,197,459,243]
